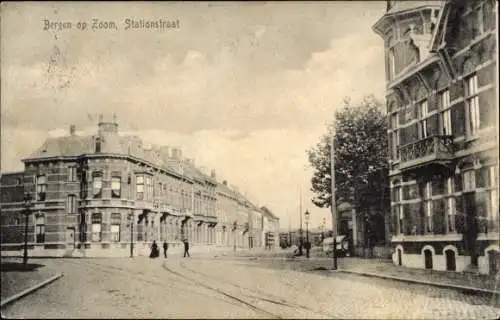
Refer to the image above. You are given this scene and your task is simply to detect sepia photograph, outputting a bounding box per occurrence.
[1,1,499,318]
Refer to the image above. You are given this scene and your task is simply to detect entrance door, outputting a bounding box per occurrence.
[488,250,500,276]
[445,250,456,271]
[397,248,402,266]
[424,249,433,269]
[66,228,75,249]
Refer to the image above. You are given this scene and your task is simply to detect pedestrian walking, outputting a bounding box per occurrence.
[163,241,168,258]
[183,239,190,258]
[150,240,159,258]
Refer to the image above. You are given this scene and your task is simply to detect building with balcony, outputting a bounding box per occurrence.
[261,206,280,249]
[373,0,499,275]
[0,116,266,257]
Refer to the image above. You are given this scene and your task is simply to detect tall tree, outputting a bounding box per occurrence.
[307,95,390,240]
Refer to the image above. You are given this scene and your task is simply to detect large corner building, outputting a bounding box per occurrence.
[0,117,279,257]
[373,0,499,275]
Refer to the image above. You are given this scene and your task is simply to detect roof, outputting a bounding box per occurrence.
[387,1,442,14]
[260,206,279,220]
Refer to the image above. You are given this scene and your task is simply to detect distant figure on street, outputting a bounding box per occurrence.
[150,240,159,258]
[163,241,168,258]
[183,239,190,258]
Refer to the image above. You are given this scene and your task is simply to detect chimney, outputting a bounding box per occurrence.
[211,169,216,179]
[69,125,76,136]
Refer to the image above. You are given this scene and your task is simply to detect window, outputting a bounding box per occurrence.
[68,166,77,182]
[111,175,121,198]
[419,100,429,138]
[443,109,452,135]
[92,172,102,198]
[136,175,144,200]
[466,75,480,135]
[463,170,476,191]
[35,215,45,243]
[91,213,102,242]
[424,182,433,233]
[146,176,153,201]
[110,225,120,242]
[398,205,404,234]
[446,177,456,232]
[95,137,101,153]
[67,195,77,214]
[36,175,47,201]
[392,131,399,160]
[389,48,396,80]
[440,90,450,109]
[488,166,499,222]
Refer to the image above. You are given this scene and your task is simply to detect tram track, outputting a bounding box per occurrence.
[63,259,282,318]
[179,261,336,318]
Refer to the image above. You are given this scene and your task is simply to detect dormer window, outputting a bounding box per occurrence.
[95,137,101,153]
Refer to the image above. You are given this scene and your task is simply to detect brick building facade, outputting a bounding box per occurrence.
[373,0,499,275]
[0,116,268,257]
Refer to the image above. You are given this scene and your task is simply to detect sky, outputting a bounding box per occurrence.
[1,1,387,231]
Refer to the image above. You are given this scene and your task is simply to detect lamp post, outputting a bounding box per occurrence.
[305,210,310,258]
[22,193,33,267]
[128,213,134,258]
[331,121,338,270]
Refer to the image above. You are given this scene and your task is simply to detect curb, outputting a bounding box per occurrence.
[338,269,500,295]
[0,273,64,308]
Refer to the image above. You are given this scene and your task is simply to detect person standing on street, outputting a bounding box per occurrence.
[183,239,190,258]
[163,241,168,258]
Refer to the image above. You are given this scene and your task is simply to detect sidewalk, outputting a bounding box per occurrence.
[230,250,500,295]
[1,258,62,304]
[336,257,500,294]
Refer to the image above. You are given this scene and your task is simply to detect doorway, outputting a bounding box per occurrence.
[424,249,433,269]
[445,250,456,271]
[488,250,500,276]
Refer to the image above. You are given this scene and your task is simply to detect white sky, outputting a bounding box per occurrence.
[1,1,387,230]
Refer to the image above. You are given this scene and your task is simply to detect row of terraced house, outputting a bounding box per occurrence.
[373,0,499,275]
[0,117,279,257]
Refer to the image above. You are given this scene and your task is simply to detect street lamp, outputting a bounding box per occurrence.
[22,193,33,267]
[305,210,310,258]
[128,213,134,257]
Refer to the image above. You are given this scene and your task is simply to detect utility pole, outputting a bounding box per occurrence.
[299,188,303,256]
[331,123,338,270]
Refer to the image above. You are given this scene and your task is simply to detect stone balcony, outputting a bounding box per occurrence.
[398,135,454,171]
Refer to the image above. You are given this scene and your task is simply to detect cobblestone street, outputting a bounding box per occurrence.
[2,256,499,319]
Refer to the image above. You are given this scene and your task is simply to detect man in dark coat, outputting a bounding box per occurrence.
[183,239,190,258]
[163,241,168,258]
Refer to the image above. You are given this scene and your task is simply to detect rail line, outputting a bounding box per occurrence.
[162,262,281,319]
[63,259,281,318]
[179,261,336,318]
